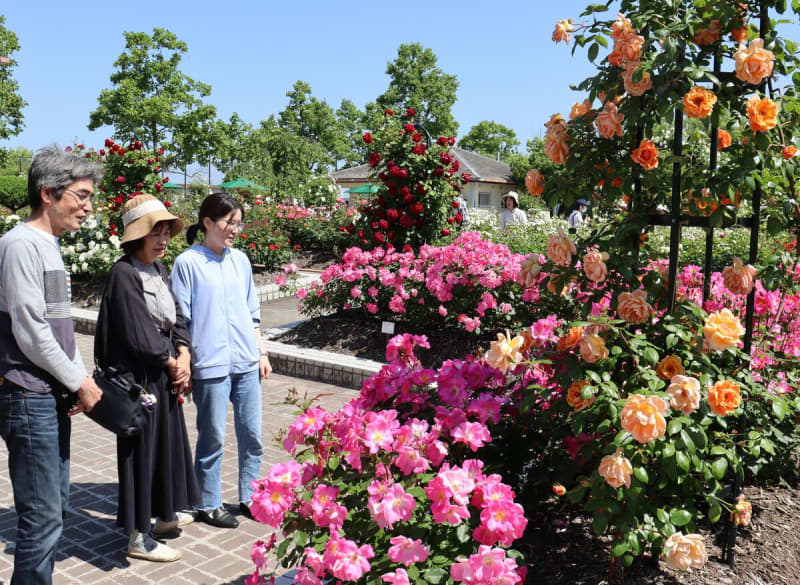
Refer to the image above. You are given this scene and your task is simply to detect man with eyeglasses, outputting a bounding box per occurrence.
[0,145,104,585]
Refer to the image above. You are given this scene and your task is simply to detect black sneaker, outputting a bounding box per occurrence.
[198,507,239,529]
[239,502,254,521]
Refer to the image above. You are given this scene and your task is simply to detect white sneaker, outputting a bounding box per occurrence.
[153,511,195,535]
[176,511,195,527]
[127,532,181,562]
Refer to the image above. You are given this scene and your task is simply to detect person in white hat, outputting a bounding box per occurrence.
[499,191,528,230]
[94,194,199,562]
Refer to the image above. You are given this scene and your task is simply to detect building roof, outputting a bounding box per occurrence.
[332,147,516,185]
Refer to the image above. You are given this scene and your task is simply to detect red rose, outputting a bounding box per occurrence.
[403,123,415,134]
[385,109,394,116]
[148,159,155,165]
[440,152,453,165]
[379,219,389,230]
[363,132,373,144]
[446,216,455,224]
[462,173,472,183]
[451,200,461,209]
[118,147,126,155]
[452,160,460,172]
[448,137,456,146]
[84,153,91,158]
[399,214,414,227]
[155,166,161,172]
[406,108,416,116]
[612,177,623,187]
[399,186,411,196]
[104,139,113,147]
[164,201,171,208]
[163,177,169,183]
[249,242,256,249]
[99,149,106,156]
[410,203,424,215]
[437,136,448,146]
[412,144,426,155]
[136,182,143,189]
[65,146,72,152]
[441,228,451,236]
[455,212,463,223]
[412,132,422,143]
[374,232,385,243]
[386,209,399,221]
[402,193,413,203]
[416,184,426,194]
[368,152,381,167]
[116,176,125,183]
[134,141,142,149]
[158,147,165,155]
[433,167,445,177]
[269,244,275,250]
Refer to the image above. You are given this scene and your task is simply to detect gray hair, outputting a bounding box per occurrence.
[28,144,104,210]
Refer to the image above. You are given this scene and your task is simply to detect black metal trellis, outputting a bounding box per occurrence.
[634,2,769,569]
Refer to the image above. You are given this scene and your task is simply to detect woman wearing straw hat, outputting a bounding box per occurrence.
[499,191,528,230]
[94,194,200,562]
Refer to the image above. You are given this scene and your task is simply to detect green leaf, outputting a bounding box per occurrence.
[670,509,692,527]
[592,512,609,535]
[293,530,309,547]
[588,42,600,62]
[407,565,420,580]
[676,451,690,472]
[642,347,659,365]
[711,457,728,480]
[662,443,675,458]
[327,454,340,471]
[772,397,788,421]
[634,466,649,484]
[277,537,291,558]
[667,419,682,436]
[456,522,471,543]
[708,500,722,524]
[423,568,447,584]
[611,539,630,557]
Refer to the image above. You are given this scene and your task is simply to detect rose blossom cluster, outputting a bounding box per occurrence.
[247,334,527,583]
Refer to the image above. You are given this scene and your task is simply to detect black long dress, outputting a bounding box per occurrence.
[94,256,200,534]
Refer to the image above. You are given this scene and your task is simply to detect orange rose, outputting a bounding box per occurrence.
[708,380,741,416]
[552,18,574,44]
[552,483,566,496]
[566,380,595,411]
[631,139,659,170]
[663,533,707,571]
[621,394,668,443]
[734,38,774,86]
[485,331,525,374]
[703,309,745,352]
[683,86,717,119]
[579,332,608,363]
[545,114,570,164]
[617,289,652,325]
[782,145,798,159]
[547,227,577,267]
[621,64,653,96]
[617,33,644,63]
[582,249,609,283]
[656,355,684,380]
[693,20,722,46]
[722,257,757,295]
[598,448,633,489]
[731,496,752,527]
[746,96,779,133]
[518,254,542,287]
[717,129,732,150]
[525,169,545,196]
[666,375,701,415]
[557,326,584,351]
[595,101,625,138]
[569,99,592,120]
[610,13,634,42]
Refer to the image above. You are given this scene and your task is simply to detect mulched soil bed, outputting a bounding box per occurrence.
[277,311,800,584]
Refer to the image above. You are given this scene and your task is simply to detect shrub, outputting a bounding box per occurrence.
[0,175,27,211]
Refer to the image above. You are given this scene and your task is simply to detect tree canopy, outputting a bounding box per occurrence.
[88,28,217,160]
[374,43,459,138]
[458,120,519,162]
[0,16,26,168]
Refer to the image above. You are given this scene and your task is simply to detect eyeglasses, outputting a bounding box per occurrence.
[62,188,93,204]
[219,218,245,231]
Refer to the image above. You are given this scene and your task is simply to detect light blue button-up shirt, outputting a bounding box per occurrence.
[171,244,260,379]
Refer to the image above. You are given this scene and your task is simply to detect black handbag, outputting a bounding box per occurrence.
[87,367,154,437]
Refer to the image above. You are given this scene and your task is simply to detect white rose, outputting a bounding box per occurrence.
[81,262,88,271]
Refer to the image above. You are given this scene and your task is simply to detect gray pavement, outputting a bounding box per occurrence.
[259,296,304,329]
[0,332,357,585]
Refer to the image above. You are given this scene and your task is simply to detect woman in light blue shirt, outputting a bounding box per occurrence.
[171,194,271,529]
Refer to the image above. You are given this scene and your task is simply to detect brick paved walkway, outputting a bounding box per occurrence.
[0,332,357,585]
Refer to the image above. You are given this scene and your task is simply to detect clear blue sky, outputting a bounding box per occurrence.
[2,1,799,182]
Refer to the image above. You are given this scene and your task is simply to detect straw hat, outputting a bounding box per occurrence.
[120,194,184,244]
[503,191,520,206]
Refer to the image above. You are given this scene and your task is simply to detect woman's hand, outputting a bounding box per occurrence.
[259,354,272,379]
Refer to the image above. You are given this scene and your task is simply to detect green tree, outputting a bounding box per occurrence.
[278,80,346,167]
[0,146,32,176]
[375,43,459,138]
[0,16,26,168]
[0,174,26,211]
[336,98,367,167]
[458,120,519,162]
[88,28,217,157]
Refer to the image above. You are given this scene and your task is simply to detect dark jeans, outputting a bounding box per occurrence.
[0,379,71,585]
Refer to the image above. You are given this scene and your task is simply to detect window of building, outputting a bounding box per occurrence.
[478,192,491,208]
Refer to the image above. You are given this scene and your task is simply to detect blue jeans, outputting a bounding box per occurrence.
[0,381,70,585]
[192,369,262,510]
